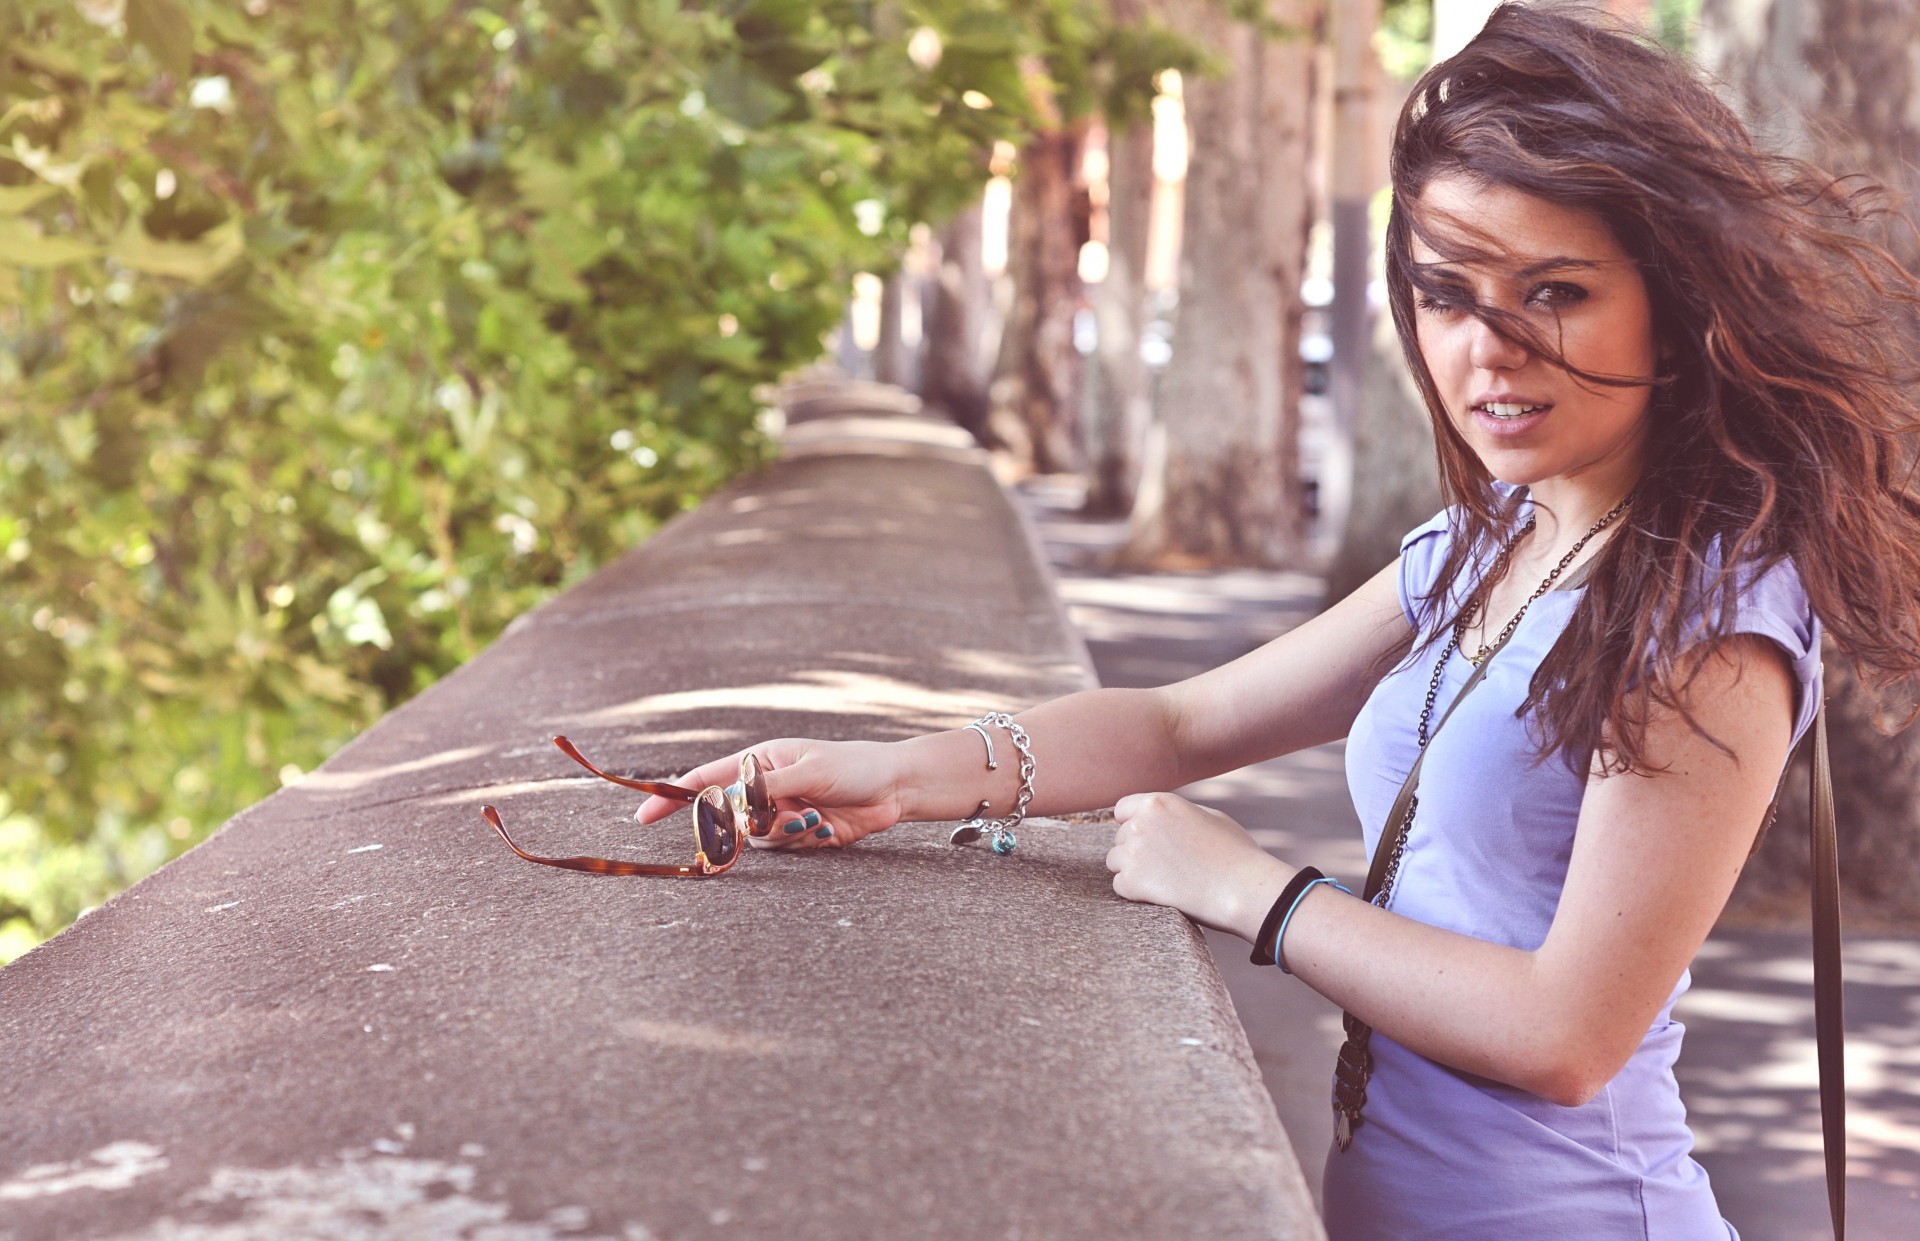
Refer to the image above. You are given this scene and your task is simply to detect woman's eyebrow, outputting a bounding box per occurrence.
[1412,256,1610,279]
[1512,256,1607,278]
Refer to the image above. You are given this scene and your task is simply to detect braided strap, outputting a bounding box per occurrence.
[1333,1012,1375,1150]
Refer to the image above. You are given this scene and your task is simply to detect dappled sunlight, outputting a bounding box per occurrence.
[1058,573,1319,617]
[1678,932,1920,1189]
[296,743,493,793]
[422,777,595,808]
[782,415,978,452]
[1182,768,1329,803]
[613,1017,801,1057]
[1066,607,1265,645]
[565,667,1012,733]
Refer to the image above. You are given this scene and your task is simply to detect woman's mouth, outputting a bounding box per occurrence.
[1469,400,1552,438]
[1478,401,1550,420]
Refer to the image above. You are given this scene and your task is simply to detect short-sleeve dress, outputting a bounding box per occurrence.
[1321,499,1823,1241]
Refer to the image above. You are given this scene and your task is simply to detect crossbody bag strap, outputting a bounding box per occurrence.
[1809,688,1846,1240]
[1363,648,1499,903]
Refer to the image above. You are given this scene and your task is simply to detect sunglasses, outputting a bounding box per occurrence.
[480,736,778,877]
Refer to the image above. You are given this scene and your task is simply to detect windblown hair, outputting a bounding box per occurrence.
[1385,3,1920,773]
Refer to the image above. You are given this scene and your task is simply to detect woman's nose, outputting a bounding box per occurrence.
[1468,315,1530,371]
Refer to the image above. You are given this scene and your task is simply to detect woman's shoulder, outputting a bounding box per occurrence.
[1695,539,1824,746]
[1396,507,1460,622]
[1701,539,1818,654]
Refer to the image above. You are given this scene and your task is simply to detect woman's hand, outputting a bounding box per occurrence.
[1105,791,1291,939]
[635,738,906,849]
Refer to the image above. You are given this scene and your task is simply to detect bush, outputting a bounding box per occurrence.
[0,0,1182,959]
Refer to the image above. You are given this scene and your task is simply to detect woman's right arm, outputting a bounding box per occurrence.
[642,559,1410,843]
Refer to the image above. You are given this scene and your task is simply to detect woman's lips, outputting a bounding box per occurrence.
[1471,401,1552,437]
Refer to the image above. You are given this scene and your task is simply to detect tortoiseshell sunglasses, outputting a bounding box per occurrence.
[480,736,778,877]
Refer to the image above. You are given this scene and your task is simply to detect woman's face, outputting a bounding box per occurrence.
[1409,175,1658,500]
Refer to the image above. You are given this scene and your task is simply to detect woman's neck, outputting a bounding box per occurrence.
[1520,475,1637,555]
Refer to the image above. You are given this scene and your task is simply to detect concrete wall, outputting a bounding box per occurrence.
[0,391,1323,1240]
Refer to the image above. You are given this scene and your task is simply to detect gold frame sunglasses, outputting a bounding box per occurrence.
[480,736,778,877]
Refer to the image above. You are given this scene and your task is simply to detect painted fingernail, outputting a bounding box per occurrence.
[814,824,832,839]
[802,810,821,828]
[783,819,809,835]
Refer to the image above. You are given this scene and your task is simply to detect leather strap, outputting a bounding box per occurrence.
[1364,647,1499,902]
[1809,689,1846,1240]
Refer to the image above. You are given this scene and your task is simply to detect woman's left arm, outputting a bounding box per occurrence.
[1106,633,1796,1107]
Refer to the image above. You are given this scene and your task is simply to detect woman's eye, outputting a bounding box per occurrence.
[1415,290,1471,314]
[1527,281,1588,308]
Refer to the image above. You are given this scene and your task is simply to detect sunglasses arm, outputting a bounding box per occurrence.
[552,736,697,801]
[481,805,704,877]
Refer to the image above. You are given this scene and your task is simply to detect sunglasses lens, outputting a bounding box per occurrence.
[696,788,739,866]
[740,753,776,837]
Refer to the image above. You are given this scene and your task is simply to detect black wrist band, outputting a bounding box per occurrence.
[1251,866,1326,967]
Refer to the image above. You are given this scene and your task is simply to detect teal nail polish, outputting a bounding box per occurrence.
[783,819,808,835]
[814,824,832,839]
[803,810,821,828]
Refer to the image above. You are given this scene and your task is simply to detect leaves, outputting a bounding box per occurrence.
[107,218,244,282]
[0,184,61,216]
[0,219,99,266]
[125,0,196,79]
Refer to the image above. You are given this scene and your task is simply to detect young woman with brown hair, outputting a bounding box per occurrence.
[644,5,1920,1235]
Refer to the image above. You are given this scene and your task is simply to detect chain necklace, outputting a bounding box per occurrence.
[1332,489,1633,1152]
[1451,493,1634,671]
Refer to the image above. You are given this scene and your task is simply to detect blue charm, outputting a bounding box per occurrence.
[990,830,1017,856]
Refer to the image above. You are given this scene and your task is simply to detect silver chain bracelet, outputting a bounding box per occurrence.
[949,711,1035,856]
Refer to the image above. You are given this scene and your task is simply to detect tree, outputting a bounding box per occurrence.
[1699,0,1920,924]
[1122,0,1321,567]
[1080,0,1161,516]
[1324,312,1443,603]
[920,204,997,445]
[989,112,1091,475]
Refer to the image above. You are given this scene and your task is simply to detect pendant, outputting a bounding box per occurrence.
[949,800,992,846]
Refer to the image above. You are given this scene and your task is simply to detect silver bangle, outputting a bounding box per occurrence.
[948,712,1035,856]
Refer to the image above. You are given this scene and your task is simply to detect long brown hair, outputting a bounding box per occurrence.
[1385,3,1920,773]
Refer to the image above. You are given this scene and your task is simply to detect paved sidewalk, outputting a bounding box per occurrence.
[1018,479,1920,1241]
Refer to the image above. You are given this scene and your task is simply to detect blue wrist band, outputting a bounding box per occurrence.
[1273,876,1351,975]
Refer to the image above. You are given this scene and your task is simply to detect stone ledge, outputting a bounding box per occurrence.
[0,388,1322,1241]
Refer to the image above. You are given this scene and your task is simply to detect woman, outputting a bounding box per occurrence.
[643,6,1920,1237]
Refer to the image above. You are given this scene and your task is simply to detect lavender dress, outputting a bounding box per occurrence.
[1322,504,1822,1241]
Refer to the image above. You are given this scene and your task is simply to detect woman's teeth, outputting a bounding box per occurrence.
[1481,402,1547,419]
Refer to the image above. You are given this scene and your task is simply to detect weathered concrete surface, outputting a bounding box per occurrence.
[0,400,1322,1240]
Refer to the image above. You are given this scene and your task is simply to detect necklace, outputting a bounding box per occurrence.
[1450,493,1634,670]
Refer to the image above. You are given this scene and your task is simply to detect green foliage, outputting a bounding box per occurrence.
[0,0,1184,961]
[1651,0,1701,55]
[1377,0,1434,83]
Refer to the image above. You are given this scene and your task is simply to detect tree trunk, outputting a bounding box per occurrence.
[1323,311,1442,604]
[1700,0,1920,925]
[1121,0,1320,567]
[873,270,911,388]
[1699,0,1920,270]
[1323,0,1382,553]
[921,204,997,447]
[1084,114,1156,516]
[990,123,1088,476]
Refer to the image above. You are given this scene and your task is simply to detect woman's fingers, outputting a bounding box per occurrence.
[750,804,831,849]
